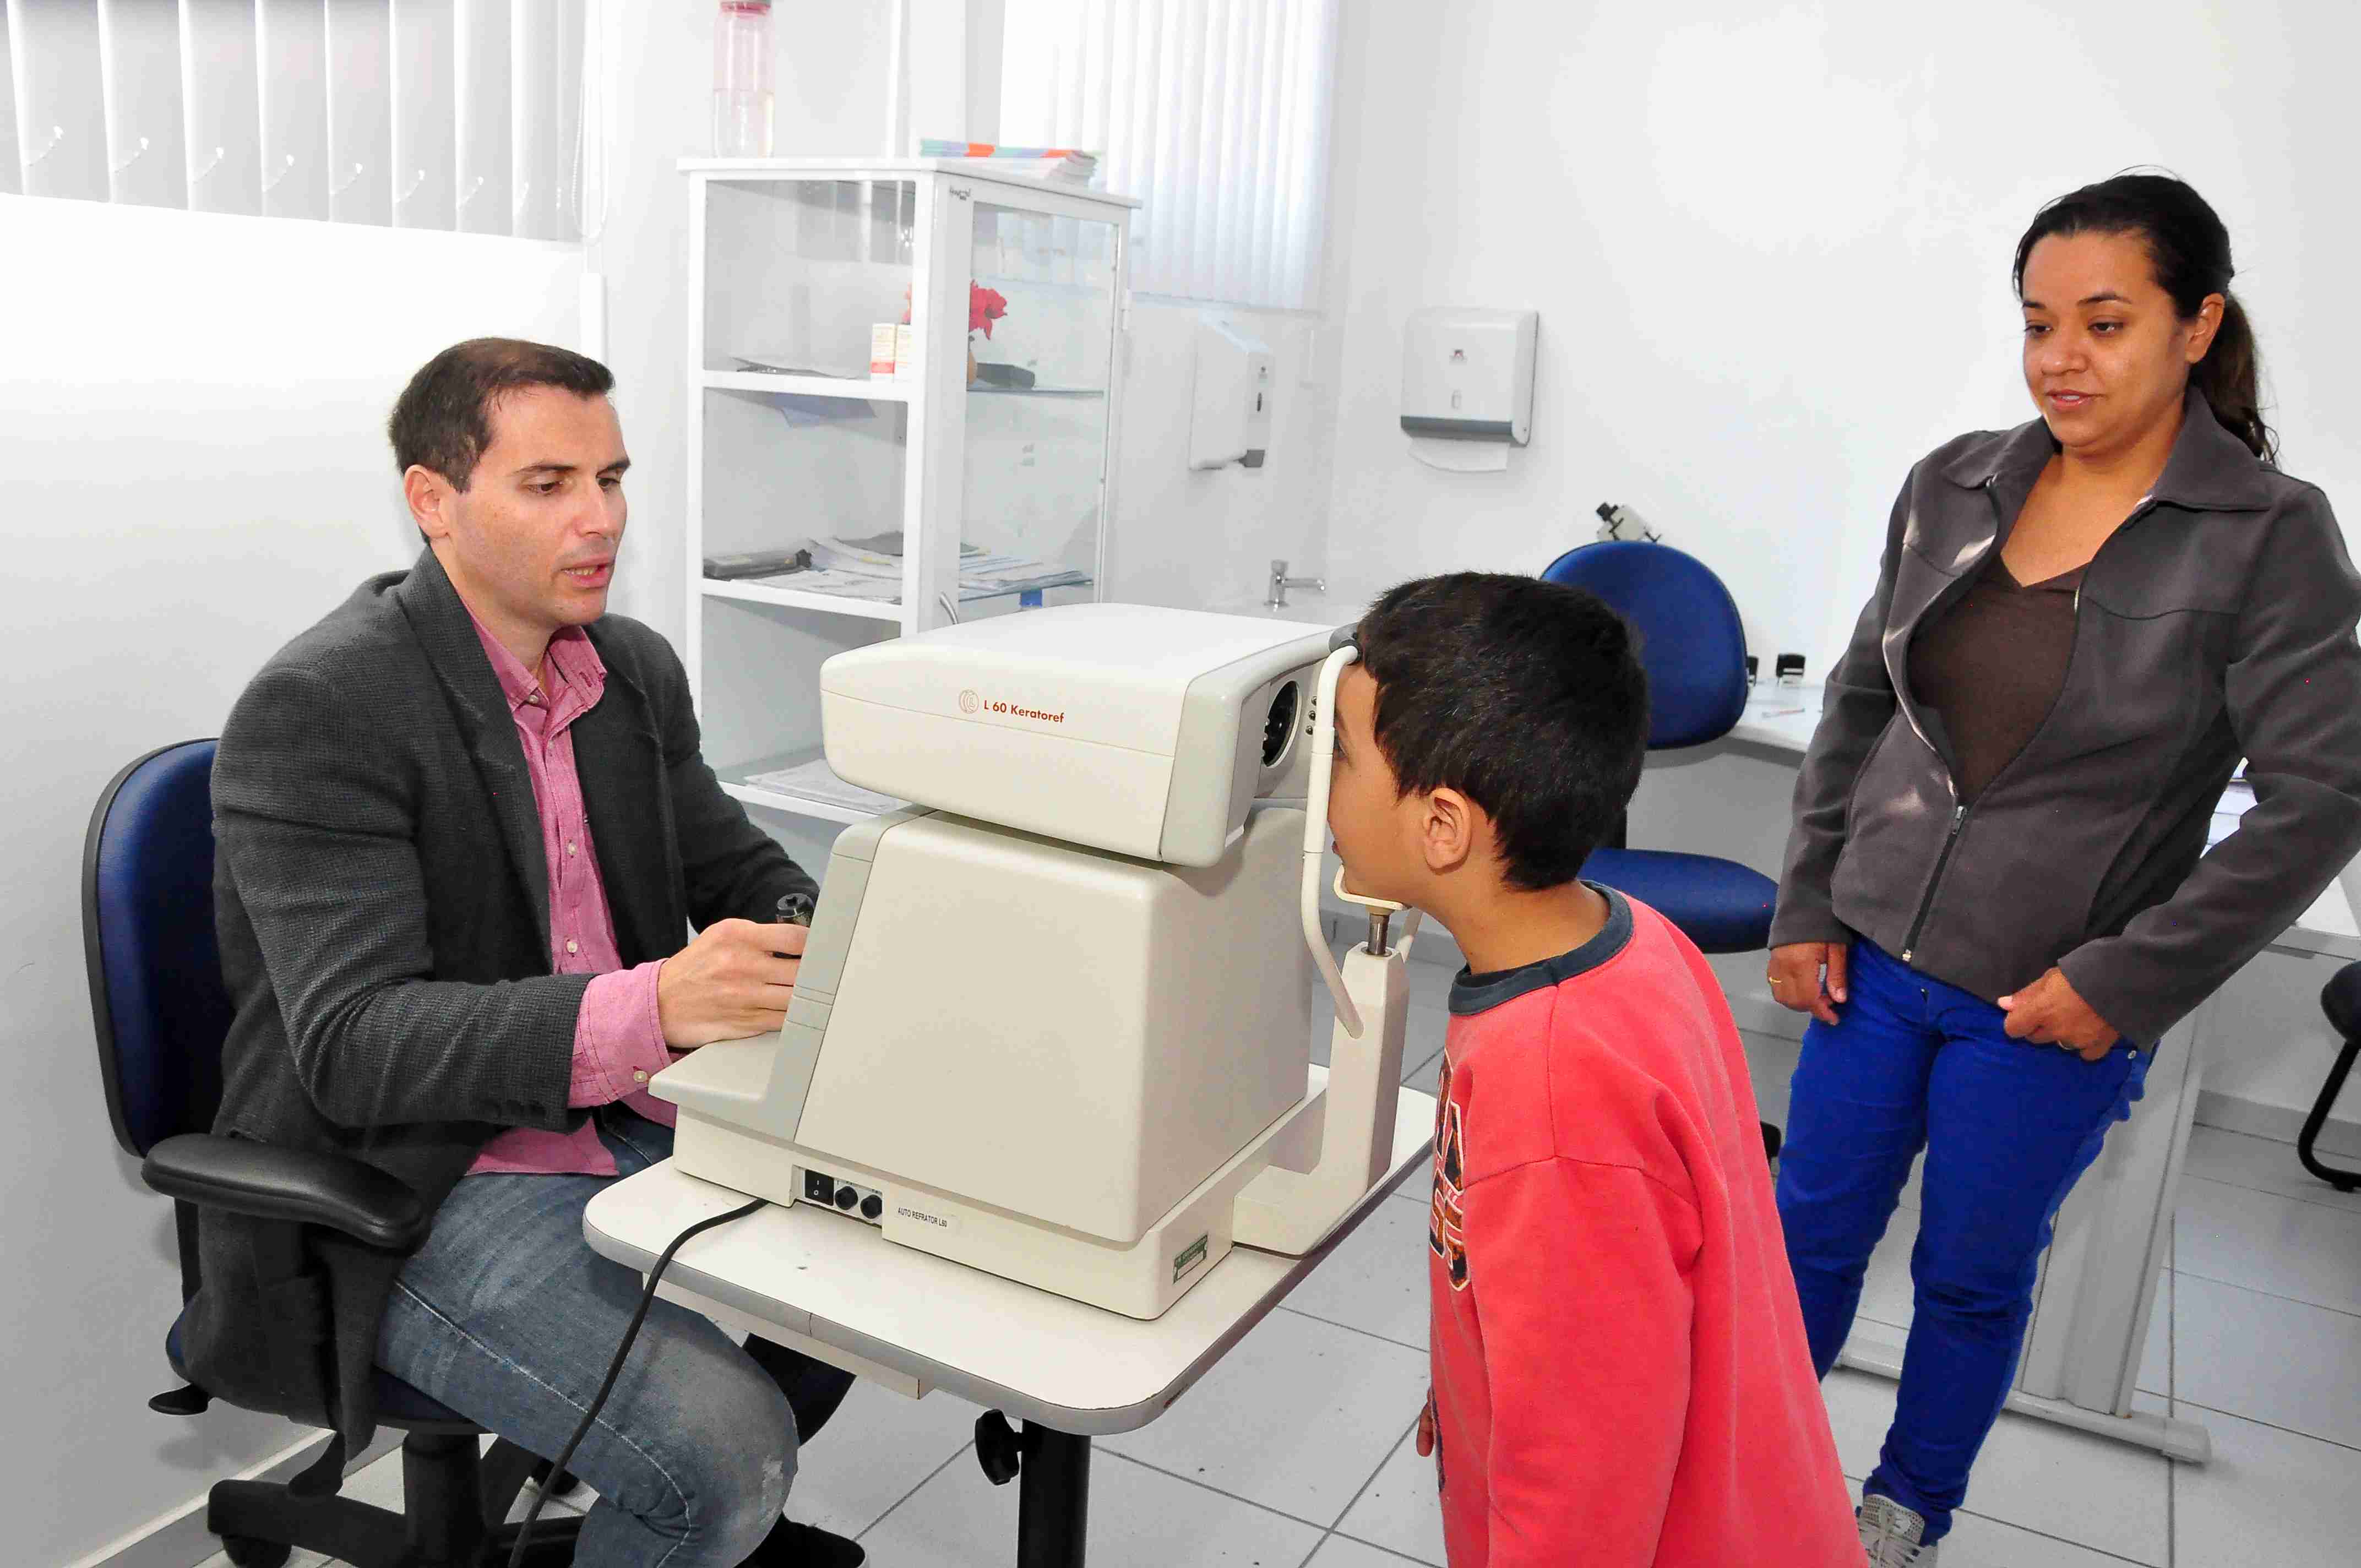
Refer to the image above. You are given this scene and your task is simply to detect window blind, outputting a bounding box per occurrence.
[3,0,602,239]
[999,0,1339,312]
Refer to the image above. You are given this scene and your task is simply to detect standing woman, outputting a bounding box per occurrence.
[1768,172,2361,1566]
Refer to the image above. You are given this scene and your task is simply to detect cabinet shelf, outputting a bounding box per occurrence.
[699,577,905,623]
[701,369,1105,401]
[689,164,1131,852]
[699,573,1096,619]
[969,384,1106,398]
[702,369,912,402]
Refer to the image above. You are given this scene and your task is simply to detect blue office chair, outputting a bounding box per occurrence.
[85,739,583,1568]
[1541,542,1783,1156]
[1540,541,1778,948]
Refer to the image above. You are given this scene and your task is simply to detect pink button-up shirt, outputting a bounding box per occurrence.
[465,616,678,1178]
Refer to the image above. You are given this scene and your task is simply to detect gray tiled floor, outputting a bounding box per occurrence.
[196,1026,2361,1568]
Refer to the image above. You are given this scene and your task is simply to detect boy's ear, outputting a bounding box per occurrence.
[1415,786,1479,877]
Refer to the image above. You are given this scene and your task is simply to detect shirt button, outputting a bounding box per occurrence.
[567,842,578,856]
[633,1069,649,1084]
[565,939,580,955]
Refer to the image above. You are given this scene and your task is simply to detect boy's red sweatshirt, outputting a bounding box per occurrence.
[1424,888,1858,1567]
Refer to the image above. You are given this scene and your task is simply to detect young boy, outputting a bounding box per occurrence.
[1328,574,1858,1567]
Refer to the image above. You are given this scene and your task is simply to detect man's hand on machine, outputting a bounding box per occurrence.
[1766,941,1848,1026]
[656,919,807,1048]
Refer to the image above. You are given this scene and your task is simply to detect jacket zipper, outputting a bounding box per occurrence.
[1895,489,2158,966]
[1892,478,1997,962]
[1899,801,1963,965]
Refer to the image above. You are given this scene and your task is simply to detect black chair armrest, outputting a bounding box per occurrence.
[143,1134,432,1252]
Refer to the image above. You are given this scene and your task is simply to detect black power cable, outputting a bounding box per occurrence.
[509,1196,769,1566]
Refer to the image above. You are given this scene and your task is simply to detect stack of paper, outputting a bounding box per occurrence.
[920,139,1101,185]
[958,549,1090,600]
[745,757,908,816]
[747,538,904,604]
[733,350,869,382]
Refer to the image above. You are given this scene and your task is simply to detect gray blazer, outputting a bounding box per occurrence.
[1772,392,2361,1047]
[185,549,814,1449]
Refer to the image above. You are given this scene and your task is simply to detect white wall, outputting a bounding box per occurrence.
[0,197,580,1566]
[1319,1,2361,1118]
[1102,304,1338,613]
[1323,0,2361,660]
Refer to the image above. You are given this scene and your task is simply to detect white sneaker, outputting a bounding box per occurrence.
[1858,1494,1938,1566]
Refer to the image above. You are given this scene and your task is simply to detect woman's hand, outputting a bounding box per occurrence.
[1767,942,1849,1026]
[1999,968,2120,1060]
[1415,1391,1436,1457]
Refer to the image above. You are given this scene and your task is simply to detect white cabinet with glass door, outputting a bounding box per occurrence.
[684,159,1137,827]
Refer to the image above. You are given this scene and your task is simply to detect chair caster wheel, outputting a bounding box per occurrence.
[219,1538,292,1568]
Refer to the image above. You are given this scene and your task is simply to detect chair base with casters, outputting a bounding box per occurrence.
[203,1439,583,1568]
[84,739,584,1568]
[165,1324,584,1568]
[2306,963,2361,1193]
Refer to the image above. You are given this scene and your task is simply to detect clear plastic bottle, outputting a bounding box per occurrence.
[712,1,775,158]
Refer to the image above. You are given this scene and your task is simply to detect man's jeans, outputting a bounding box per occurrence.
[377,1108,853,1567]
[1775,939,2148,1544]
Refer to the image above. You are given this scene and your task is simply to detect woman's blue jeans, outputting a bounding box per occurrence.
[1775,939,2148,1543]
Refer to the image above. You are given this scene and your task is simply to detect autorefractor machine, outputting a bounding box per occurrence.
[652,603,1423,1317]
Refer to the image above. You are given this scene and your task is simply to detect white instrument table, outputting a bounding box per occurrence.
[583,1091,1437,1563]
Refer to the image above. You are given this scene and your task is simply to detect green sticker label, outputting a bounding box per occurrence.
[1173,1233,1210,1283]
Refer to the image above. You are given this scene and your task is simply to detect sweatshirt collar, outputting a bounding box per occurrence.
[1449,885,1635,1016]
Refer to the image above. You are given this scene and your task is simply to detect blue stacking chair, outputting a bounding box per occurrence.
[85,739,581,1567]
[1541,543,1783,1157]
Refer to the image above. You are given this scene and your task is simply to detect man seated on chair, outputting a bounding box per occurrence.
[186,338,863,1568]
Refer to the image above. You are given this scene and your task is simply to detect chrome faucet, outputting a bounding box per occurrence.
[1266,558,1325,611]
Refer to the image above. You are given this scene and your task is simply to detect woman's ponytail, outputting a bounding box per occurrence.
[2194,293,2274,464]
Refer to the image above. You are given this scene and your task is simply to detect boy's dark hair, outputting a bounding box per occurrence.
[1354,573,1649,892]
[388,337,615,492]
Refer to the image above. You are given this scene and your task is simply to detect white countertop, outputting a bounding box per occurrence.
[1728,682,1824,754]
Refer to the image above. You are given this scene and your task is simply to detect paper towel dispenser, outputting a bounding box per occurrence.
[1189,317,1275,470]
[1400,308,1537,445]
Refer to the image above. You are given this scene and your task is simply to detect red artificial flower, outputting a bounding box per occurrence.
[970,282,1009,339]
